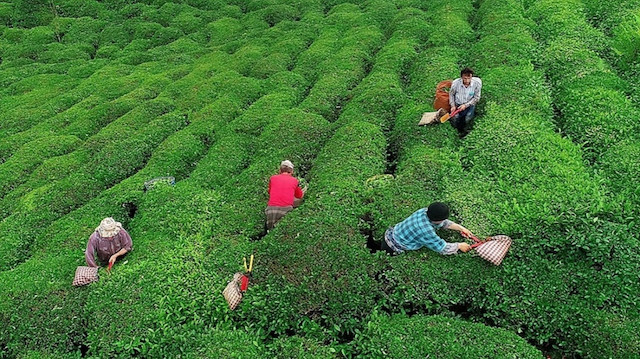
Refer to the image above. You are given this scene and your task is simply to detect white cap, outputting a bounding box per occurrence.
[280,160,294,169]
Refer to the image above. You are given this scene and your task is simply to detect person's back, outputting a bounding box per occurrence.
[265,160,305,230]
[381,202,472,255]
[268,172,301,207]
[393,208,448,252]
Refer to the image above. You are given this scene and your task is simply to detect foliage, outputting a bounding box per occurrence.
[354,314,542,358]
[0,0,638,358]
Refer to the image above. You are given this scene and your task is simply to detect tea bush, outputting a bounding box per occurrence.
[0,6,330,353]
[354,313,542,358]
[1,0,638,357]
[610,11,640,78]
[0,135,81,198]
[525,0,640,220]
[299,26,384,121]
[0,97,252,357]
[248,120,387,340]
[370,0,640,358]
[293,28,342,83]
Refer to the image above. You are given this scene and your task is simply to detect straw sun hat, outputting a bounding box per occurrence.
[96,217,122,238]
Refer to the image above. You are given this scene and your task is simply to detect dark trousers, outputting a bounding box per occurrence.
[380,238,395,255]
[450,105,476,136]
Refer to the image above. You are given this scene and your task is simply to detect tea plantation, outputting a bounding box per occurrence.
[1,0,639,358]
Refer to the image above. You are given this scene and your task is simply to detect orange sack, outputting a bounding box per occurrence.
[434,79,452,112]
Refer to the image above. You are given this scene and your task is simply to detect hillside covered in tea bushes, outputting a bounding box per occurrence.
[1,0,639,358]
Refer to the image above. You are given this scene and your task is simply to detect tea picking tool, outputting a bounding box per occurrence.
[438,108,462,123]
[240,254,254,292]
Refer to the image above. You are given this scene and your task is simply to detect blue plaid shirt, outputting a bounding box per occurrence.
[392,208,452,252]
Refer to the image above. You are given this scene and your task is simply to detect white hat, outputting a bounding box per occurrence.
[280,160,294,169]
[96,217,122,238]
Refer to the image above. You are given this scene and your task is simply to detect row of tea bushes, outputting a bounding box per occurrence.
[366,0,639,357]
[580,0,640,35]
[371,0,472,235]
[0,25,292,258]
[0,89,260,358]
[363,0,502,348]
[338,5,535,357]
[0,69,174,202]
[299,21,385,120]
[525,0,640,223]
[0,65,168,160]
[205,1,409,347]
[0,4,351,354]
[0,99,182,271]
[0,50,271,268]
[242,4,513,354]
[353,313,542,358]
[578,0,640,81]
[426,0,639,356]
[76,98,333,356]
[0,0,305,356]
[0,135,81,198]
[0,73,81,137]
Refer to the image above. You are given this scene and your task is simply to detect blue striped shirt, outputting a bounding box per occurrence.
[449,77,482,108]
[392,208,452,252]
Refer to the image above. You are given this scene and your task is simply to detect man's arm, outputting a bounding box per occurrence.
[440,242,471,254]
[446,221,473,237]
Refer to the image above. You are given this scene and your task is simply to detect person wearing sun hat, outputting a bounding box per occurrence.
[85,217,132,268]
[265,160,307,230]
[381,202,473,255]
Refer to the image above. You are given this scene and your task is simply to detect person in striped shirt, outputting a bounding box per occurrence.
[449,67,482,138]
[381,202,472,255]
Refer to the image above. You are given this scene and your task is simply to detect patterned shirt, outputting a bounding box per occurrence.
[85,228,132,267]
[449,77,482,108]
[392,208,453,253]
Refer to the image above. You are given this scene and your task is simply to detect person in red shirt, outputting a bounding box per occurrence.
[265,160,307,230]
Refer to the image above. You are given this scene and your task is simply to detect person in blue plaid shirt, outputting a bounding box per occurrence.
[381,202,473,255]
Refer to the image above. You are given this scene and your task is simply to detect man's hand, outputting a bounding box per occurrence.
[451,106,457,113]
[109,255,117,266]
[459,226,473,237]
[459,104,467,111]
[458,242,471,253]
[302,185,308,194]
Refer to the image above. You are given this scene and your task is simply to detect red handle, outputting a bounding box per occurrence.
[450,108,462,117]
[461,231,481,242]
[461,232,485,249]
[240,275,249,291]
[107,262,113,272]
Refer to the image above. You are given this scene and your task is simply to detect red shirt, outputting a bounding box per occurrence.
[268,173,304,207]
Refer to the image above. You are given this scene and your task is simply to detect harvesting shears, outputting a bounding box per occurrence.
[240,254,254,292]
[461,232,489,249]
[418,108,463,126]
[438,108,462,123]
